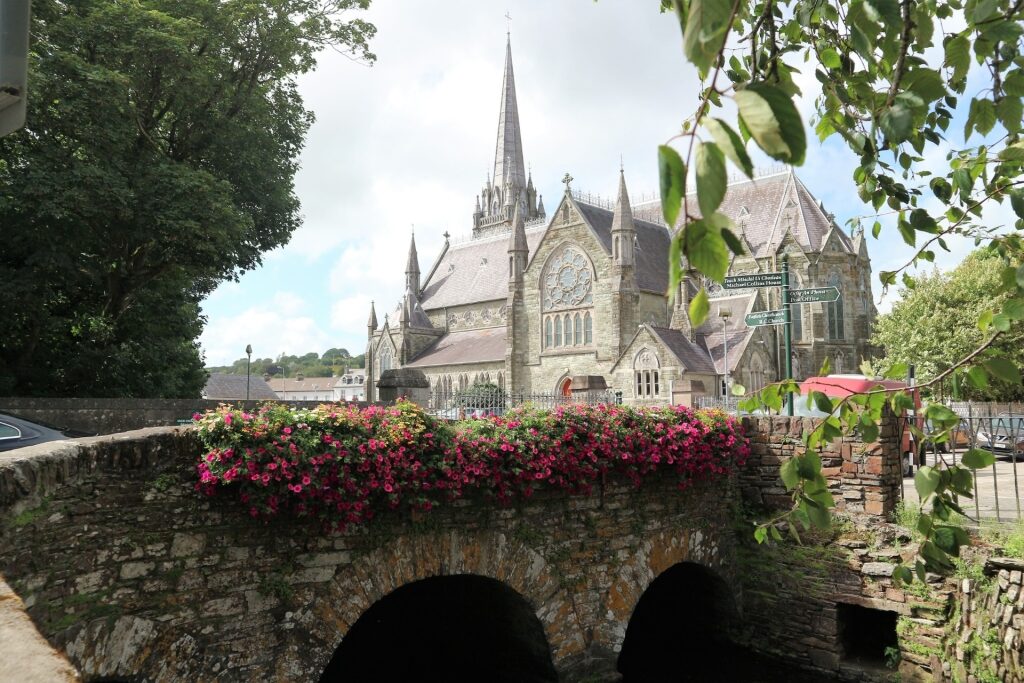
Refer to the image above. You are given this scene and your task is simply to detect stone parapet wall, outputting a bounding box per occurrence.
[0,428,735,682]
[740,415,903,517]
[0,397,376,436]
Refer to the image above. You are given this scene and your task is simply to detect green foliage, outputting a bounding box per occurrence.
[0,0,375,397]
[872,251,1024,400]
[206,349,366,378]
[660,0,1024,582]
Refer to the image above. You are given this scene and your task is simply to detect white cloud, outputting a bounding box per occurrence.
[200,304,331,366]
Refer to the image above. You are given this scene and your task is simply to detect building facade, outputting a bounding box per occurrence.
[365,37,877,405]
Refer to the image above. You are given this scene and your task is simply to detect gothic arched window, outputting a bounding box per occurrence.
[827,272,845,340]
[379,345,393,375]
[541,244,595,350]
[633,348,661,399]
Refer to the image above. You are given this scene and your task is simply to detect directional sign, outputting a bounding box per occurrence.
[723,272,784,289]
[789,286,841,304]
[744,309,787,327]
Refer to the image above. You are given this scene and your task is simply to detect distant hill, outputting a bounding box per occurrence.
[206,348,366,379]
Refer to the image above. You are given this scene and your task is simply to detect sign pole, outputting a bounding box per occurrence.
[782,255,793,416]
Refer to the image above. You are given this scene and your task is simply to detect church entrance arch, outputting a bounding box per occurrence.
[559,377,572,397]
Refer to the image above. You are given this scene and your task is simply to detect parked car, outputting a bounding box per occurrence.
[0,413,72,452]
[923,418,974,453]
[976,415,1024,458]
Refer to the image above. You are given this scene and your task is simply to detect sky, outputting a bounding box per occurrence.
[198,1,1005,367]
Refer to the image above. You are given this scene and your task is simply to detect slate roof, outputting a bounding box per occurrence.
[631,169,852,259]
[405,327,508,367]
[574,202,671,294]
[692,292,759,374]
[203,373,278,400]
[268,377,337,394]
[647,326,718,374]
[420,226,545,309]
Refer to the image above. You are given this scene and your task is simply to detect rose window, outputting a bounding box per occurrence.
[543,248,593,311]
[541,246,594,350]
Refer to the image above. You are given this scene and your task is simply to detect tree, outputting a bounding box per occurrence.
[0,0,374,397]
[658,0,1024,575]
[872,251,1024,400]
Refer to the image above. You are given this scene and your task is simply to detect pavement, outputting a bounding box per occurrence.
[900,448,1024,522]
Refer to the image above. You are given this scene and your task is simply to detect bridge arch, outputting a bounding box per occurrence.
[318,574,557,683]
[617,560,739,681]
[275,528,580,680]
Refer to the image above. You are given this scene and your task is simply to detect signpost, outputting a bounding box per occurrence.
[789,286,841,304]
[723,272,784,289]
[744,310,787,326]
[722,260,844,416]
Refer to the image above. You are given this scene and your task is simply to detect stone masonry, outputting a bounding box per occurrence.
[0,428,736,682]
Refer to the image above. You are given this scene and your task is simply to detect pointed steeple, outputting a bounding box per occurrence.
[493,35,526,194]
[508,198,528,255]
[611,168,636,267]
[405,230,420,294]
[367,301,378,331]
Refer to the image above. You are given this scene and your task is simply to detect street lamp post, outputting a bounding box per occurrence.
[719,308,732,399]
[245,344,253,401]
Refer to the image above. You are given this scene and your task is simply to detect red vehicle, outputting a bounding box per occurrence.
[799,375,922,476]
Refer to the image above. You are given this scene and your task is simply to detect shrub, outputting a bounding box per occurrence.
[193,400,749,531]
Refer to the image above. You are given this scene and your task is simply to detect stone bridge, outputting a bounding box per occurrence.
[0,417,908,682]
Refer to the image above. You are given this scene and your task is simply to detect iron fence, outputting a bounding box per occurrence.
[693,395,741,413]
[899,412,1024,522]
[425,388,619,419]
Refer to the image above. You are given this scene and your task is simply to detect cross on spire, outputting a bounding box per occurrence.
[505,10,511,36]
[562,173,573,191]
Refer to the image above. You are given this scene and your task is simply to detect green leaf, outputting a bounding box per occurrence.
[892,565,914,585]
[689,286,710,327]
[965,98,997,139]
[769,525,783,542]
[684,217,730,282]
[800,496,831,529]
[682,0,733,77]
[962,447,995,469]
[943,34,970,84]
[721,228,745,256]
[1010,191,1024,220]
[933,526,964,556]
[695,142,728,217]
[820,47,841,69]
[983,357,1022,385]
[1018,265,1024,289]
[810,391,834,414]
[1001,142,1024,161]
[916,513,933,537]
[705,118,754,178]
[998,97,1023,134]
[966,365,989,390]
[780,457,800,489]
[903,68,946,103]
[754,526,768,544]
[734,84,807,165]
[1004,297,1024,320]
[920,540,955,571]
[730,382,746,396]
[880,104,914,143]
[914,465,941,500]
[1005,71,1024,97]
[658,145,686,227]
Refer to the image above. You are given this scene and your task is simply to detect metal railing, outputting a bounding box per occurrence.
[899,412,1024,522]
[426,388,618,419]
[694,395,741,413]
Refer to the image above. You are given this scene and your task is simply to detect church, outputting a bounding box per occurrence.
[364,37,877,405]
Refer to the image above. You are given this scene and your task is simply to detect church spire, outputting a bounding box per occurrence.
[492,34,525,194]
[404,230,420,294]
[611,168,636,267]
[367,300,378,332]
